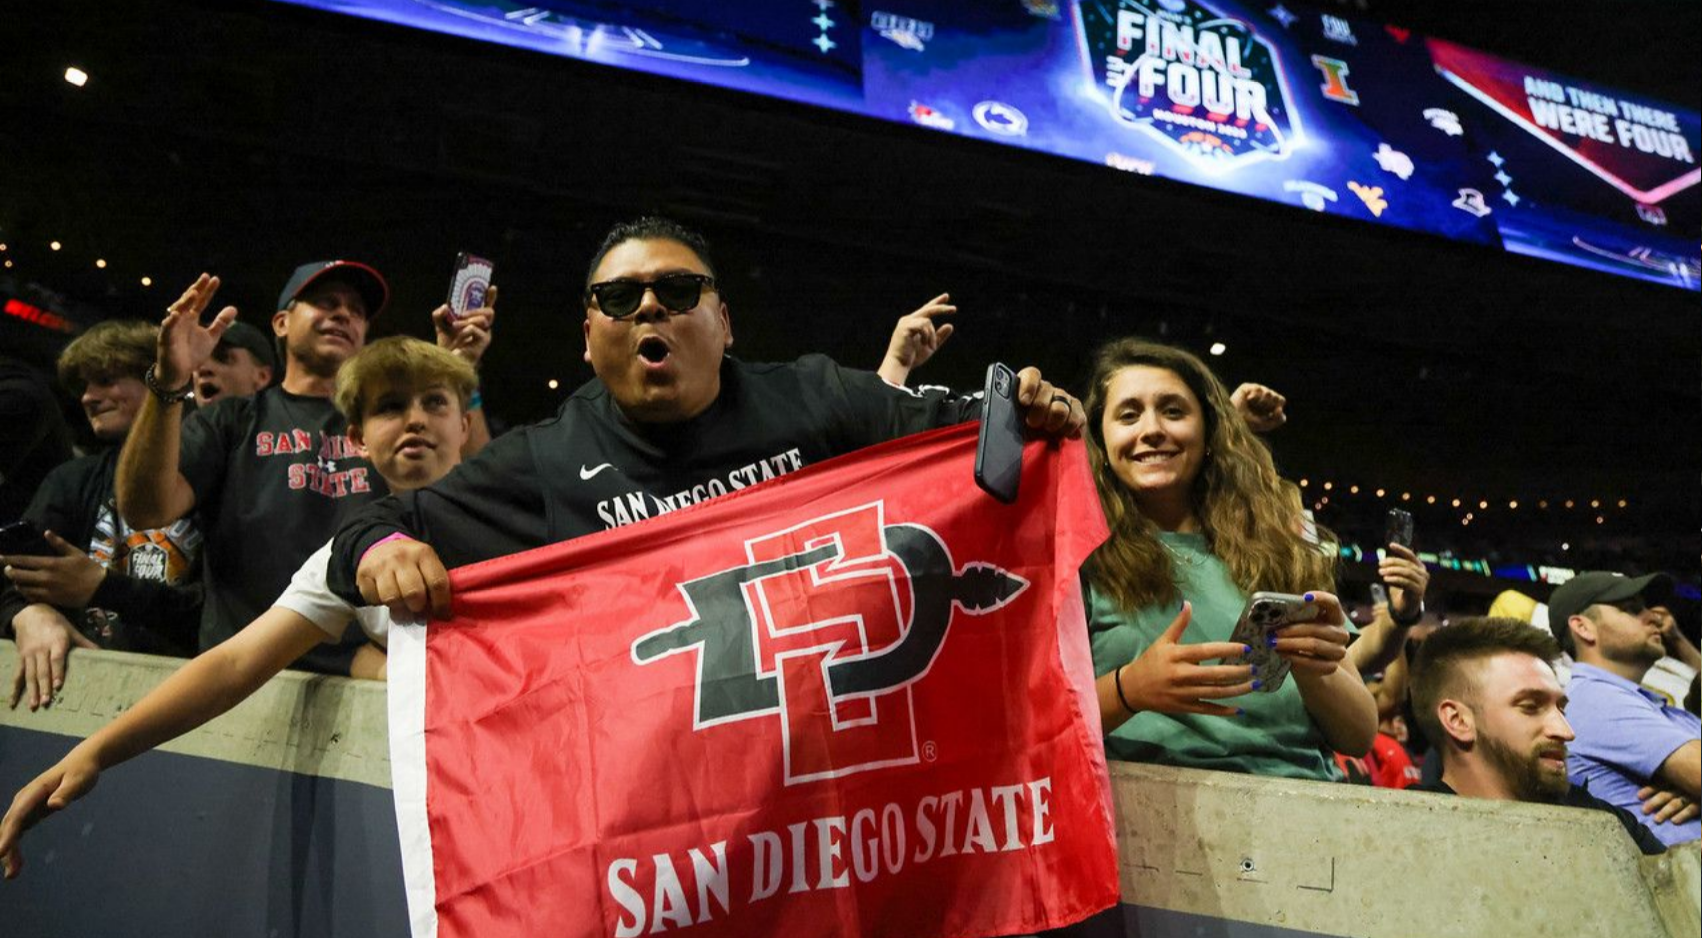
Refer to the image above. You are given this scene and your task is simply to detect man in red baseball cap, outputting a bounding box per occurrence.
[111,261,493,676]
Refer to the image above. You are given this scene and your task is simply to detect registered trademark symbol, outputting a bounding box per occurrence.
[922,741,938,762]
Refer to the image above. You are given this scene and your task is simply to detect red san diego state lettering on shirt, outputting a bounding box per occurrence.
[254,428,371,498]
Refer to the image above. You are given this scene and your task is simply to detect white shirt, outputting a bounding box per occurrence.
[274,540,392,645]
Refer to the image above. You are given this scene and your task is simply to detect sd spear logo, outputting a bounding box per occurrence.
[631,502,1027,784]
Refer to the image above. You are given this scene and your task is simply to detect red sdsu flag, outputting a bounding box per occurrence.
[387,423,1118,938]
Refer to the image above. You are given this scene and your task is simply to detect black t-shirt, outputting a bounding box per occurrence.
[181,387,386,665]
[1413,779,1667,855]
[0,446,202,655]
[329,355,979,599]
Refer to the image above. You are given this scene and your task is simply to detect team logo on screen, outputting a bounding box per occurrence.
[1075,0,1300,169]
[630,503,1028,785]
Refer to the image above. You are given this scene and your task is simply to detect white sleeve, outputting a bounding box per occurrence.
[273,541,359,642]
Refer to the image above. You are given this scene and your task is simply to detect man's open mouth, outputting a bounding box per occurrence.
[637,335,670,364]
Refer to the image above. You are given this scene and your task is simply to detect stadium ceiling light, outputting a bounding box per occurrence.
[1208,342,1227,356]
[1375,488,1385,498]
[548,379,560,390]
[1349,485,1360,494]
[1426,495,1437,504]
[1508,500,1517,509]
[0,243,8,251]
[3,260,12,269]
[64,66,89,87]
[95,258,107,268]
[1616,499,1627,508]
[140,276,152,286]
[1561,542,1570,550]
[49,240,62,251]
[1451,498,1461,507]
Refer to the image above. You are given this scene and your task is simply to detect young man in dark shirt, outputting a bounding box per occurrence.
[2,321,203,709]
[116,262,496,674]
[330,216,1085,617]
[1407,616,1679,855]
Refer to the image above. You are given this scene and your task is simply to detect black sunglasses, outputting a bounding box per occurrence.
[585,273,716,319]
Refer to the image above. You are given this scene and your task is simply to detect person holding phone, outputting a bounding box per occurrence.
[0,338,481,880]
[1081,338,1376,779]
[1,321,205,711]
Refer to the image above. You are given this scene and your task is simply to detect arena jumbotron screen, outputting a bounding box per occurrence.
[274,0,1700,291]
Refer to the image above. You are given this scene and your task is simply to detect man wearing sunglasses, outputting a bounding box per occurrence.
[1549,571,1701,845]
[327,216,1084,619]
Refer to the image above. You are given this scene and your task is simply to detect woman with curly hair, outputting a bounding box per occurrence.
[1083,338,1375,779]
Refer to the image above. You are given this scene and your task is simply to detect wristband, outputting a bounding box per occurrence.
[1390,601,1424,627]
[144,364,195,405]
[359,531,416,565]
[1114,665,1137,715]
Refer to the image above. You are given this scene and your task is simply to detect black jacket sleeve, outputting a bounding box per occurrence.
[328,425,548,605]
[816,356,981,450]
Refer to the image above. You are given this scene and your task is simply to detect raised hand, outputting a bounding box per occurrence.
[1379,544,1429,623]
[433,284,498,368]
[877,293,956,385]
[1115,602,1256,717]
[158,274,238,388]
[1231,382,1287,433]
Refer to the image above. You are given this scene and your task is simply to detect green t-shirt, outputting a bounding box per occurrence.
[1087,531,1345,781]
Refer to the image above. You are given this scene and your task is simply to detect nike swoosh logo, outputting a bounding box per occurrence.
[579,463,615,480]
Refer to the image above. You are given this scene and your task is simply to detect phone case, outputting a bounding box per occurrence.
[1386,508,1414,549]
[1226,591,1321,693]
[446,252,494,322]
[974,363,1023,503]
[0,521,53,556]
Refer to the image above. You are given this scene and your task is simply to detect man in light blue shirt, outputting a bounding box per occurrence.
[1550,571,1701,847]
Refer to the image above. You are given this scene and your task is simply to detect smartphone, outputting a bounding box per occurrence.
[446,252,495,322]
[0,520,53,557]
[974,362,1023,504]
[1386,508,1415,550]
[1225,591,1321,693]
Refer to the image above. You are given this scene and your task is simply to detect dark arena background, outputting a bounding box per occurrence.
[2,1,1698,936]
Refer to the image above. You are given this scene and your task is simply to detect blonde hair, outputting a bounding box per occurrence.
[56,320,157,393]
[1082,338,1336,611]
[333,337,477,428]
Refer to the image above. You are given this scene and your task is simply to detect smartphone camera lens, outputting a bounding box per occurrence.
[993,371,1010,397]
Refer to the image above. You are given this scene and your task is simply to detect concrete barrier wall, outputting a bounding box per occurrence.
[2,643,1695,936]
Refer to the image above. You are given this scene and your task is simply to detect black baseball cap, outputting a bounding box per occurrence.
[1547,571,1673,652]
[215,320,278,370]
[276,260,389,318]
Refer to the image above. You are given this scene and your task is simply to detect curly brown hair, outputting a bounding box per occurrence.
[1082,337,1335,612]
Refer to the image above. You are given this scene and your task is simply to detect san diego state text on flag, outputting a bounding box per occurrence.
[387,423,1117,938]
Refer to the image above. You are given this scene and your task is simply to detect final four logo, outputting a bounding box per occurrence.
[1075,0,1301,168]
[631,503,1027,785]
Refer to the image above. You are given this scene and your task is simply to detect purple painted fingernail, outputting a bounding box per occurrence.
[1251,679,1263,690]
[1266,634,1278,648]
[1303,592,1316,602]
[1243,644,1253,655]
